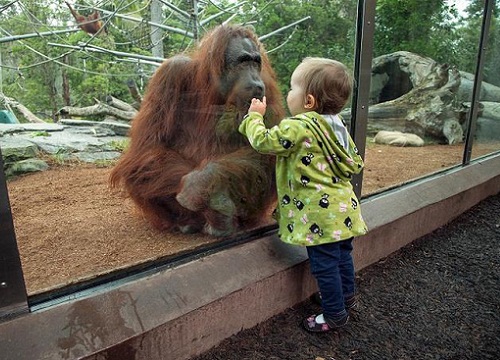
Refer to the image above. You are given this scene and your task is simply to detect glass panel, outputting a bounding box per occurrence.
[472,0,500,158]
[1,1,359,296]
[362,0,481,196]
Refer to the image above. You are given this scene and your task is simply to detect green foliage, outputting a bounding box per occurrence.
[30,131,51,137]
[93,159,115,167]
[108,139,130,152]
[484,15,500,86]
[451,0,500,86]
[50,148,71,165]
[374,0,461,64]
[75,75,109,105]
[246,0,358,98]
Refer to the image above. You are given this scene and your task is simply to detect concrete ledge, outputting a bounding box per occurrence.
[0,153,499,360]
[0,235,316,360]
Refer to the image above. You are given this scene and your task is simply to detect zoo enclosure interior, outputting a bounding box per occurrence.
[1,0,500,320]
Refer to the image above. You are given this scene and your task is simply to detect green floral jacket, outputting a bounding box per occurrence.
[239,111,368,246]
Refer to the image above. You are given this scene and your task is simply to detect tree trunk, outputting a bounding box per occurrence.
[126,79,142,109]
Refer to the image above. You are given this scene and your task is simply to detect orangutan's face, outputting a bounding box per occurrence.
[220,36,265,109]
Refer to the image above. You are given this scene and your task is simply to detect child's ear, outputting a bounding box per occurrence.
[304,94,316,109]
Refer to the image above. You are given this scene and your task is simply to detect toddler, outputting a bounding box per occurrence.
[239,57,368,332]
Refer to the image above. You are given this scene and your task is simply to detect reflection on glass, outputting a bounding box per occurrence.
[362,0,480,196]
[472,0,500,159]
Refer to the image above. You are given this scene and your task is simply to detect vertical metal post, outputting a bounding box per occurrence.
[150,0,165,59]
[463,0,494,164]
[0,147,28,321]
[192,0,199,41]
[350,0,376,198]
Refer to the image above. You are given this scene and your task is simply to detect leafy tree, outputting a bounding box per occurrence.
[374,0,461,65]
[454,0,500,86]
[244,0,357,97]
[0,2,67,120]
[0,0,154,120]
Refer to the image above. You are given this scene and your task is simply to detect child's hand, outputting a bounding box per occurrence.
[248,96,267,116]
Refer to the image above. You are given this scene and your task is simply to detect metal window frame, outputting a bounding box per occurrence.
[350,0,376,198]
[463,0,494,164]
[0,147,28,320]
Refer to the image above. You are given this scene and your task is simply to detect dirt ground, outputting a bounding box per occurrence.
[6,142,499,295]
[192,191,500,360]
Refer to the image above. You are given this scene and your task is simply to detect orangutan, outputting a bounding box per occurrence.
[110,24,285,236]
[66,2,106,35]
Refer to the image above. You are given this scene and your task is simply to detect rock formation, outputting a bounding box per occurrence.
[342,51,500,145]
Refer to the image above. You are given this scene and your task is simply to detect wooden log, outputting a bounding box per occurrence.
[0,93,45,123]
[105,95,137,112]
[58,100,136,121]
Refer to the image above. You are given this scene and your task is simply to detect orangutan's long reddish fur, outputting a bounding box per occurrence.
[109,25,285,235]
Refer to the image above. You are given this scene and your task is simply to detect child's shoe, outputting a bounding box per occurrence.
[302,313,349,333]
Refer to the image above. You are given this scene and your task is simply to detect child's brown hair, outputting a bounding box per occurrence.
[296,57,353,114]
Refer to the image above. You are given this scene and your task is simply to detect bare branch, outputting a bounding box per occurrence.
[157,0,191,19]
[80,5,194,38]
[48,42,164,63]
[258,16,311,41]
[200,1,248,26]
[0,29,79,44]
[106,95,137,112]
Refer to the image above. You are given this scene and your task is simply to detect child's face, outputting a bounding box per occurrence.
[286,67,307,116]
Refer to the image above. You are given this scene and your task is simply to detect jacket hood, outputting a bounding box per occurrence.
[297,112,363,181]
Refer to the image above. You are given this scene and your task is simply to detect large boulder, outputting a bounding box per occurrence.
[351,51,500,145]
[5,158,49,178]
[457,72,500,102]
[367,51,463,144]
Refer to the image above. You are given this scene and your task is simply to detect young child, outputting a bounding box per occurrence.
[239,57,368,332]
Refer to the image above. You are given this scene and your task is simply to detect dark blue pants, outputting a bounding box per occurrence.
[306,238,355,319]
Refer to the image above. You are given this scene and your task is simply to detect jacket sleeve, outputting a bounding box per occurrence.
[238,112,303,156]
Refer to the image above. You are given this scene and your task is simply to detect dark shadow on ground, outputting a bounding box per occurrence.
[193,192,500,360]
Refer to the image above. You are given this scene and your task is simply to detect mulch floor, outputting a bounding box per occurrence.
[192,192,500,360]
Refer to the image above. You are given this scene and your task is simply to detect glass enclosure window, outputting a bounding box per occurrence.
[1,1,359,296]
[472,0,500,158]
[361,0,481,196]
